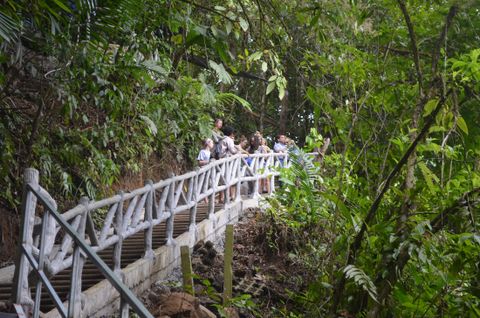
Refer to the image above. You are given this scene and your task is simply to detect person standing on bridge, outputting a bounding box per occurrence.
[197,138,214,166]
[274,134,287,167]
[212,118,224,144]
[219,126,238,200]
[257,137,272,193]
[219,126,238,157]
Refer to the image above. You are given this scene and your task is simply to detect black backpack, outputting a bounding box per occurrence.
[213,137,226,160]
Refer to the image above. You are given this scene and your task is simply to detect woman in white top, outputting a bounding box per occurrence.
[197,138,214,166]
[256,138,271,193]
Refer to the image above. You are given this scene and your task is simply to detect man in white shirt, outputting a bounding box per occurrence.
[218,126,238,200]
[219,126,238,157]
[274,134,287,166]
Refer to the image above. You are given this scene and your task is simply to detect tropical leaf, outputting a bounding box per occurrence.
[344,265,378,303]
[216,93,251,111]
[208,60,233,84]
[0,12,20,43]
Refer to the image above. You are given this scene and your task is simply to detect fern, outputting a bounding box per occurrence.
[216,92,252,111]
[208,60,233,84]
[343,265,378,303]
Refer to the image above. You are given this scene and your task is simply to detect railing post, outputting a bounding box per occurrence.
[224,161,231,206]
[209,165,216,219]
[32,209,51,318]
[252,158,260,199]
[166,180,175,245]
[85,211,99,247]
[144,180,154,259]
[270,156,276,194]
[67,197,88,318]
[235,157,242,202]
[120,297,129,317]
[12,168,39,308]
[113,191,125,275]
[189,169,199,235]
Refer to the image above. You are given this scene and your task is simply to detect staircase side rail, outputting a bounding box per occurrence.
[48,152,309,273]
[14,151,318,315]
[22,183,154,318]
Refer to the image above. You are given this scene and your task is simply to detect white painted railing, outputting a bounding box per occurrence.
[12,152,300,317]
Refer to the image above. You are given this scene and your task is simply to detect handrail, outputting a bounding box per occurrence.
[13,152,316,317]
[29,184,153,318]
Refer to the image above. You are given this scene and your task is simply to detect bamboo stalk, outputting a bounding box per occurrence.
[223,224,234,304]
[180,245,194,296]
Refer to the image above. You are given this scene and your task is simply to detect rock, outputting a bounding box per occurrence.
[204,241,214,250]
[206,248,217,259]
[197,247,208,256]
[193,240,205,251]
[201,255,214,266]
[200,305,217,318]
[153,283,172,295]
[148,291,161,303]
[152,292,216,318]
[223,307,240,318]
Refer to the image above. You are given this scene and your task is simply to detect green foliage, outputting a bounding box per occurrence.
[0,0,480,316]
[196,277,259,318]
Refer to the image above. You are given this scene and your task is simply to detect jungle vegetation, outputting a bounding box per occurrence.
[0,0,479,317]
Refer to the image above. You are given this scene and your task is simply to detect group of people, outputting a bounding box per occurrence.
[197,118,293,194]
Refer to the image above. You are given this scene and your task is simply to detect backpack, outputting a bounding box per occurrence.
[213,137,227,160]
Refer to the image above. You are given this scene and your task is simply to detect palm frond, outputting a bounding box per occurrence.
[0,12,20,44]
[216,92,251,111]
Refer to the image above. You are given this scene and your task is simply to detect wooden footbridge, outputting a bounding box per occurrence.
[0,152,302,317]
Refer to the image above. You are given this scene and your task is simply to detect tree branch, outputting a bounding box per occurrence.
[368,187,480,317]
[430,187,480,232]
[431,5,458,76]
[330,90,451,314]
[397,0,423,94]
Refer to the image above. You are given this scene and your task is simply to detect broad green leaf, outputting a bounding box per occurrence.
[261,61,268,72]
[278,85,285,100]
[418,162,439,192]
[456,116,468,135]
[423,99,439,117]
[266,81,276,95]
[225,21,232,35]
[248,51,263,62]
[268,75,278,81]
[239,17,248,31]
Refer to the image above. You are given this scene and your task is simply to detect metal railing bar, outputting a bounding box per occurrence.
[33,211,49,318]
[21,245,67,318]
[27,185,154,318]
